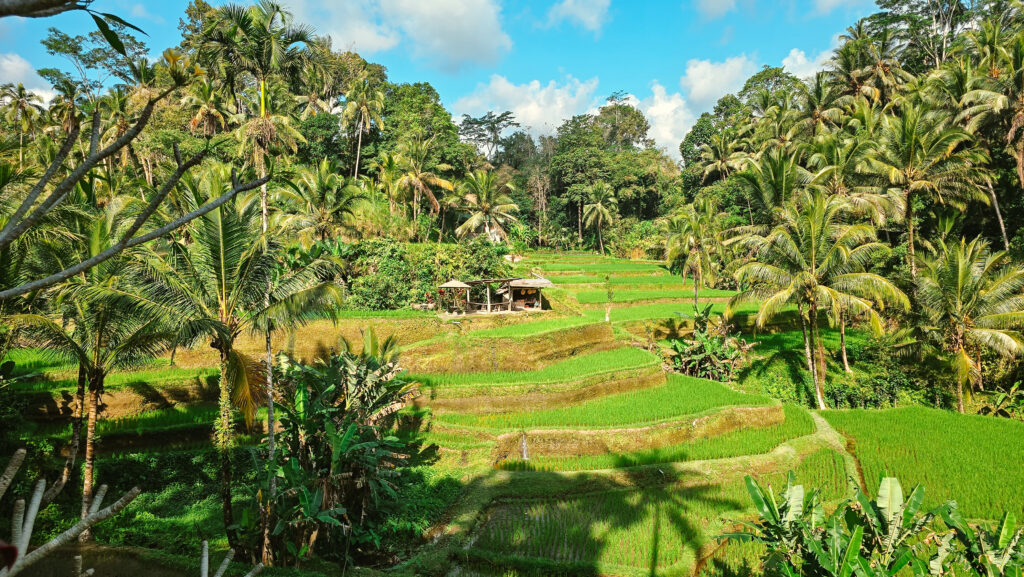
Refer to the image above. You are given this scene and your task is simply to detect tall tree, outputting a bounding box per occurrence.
[343,77,385,178]
[729,191,908,409]
[280,158,365,244]
[916,237,1024,413]
[583,181,617,255]
[455,170,519,243]
[665,197,721,307]
[0,83,44,169]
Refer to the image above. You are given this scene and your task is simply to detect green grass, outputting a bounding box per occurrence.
[551,275,678,286]
[11,366,219,393]
[412,347,659,389]
[539,261,667,274]
[331,308,436,318]
[822,407,1024,520]
[580,301,762,323]
[32,405,267,438]
[574,287,735,304]
[498,405,814,471]
[467,316,598,338]
[435,375,771,431]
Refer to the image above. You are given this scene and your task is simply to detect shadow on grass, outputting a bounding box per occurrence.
[448,458,746,577]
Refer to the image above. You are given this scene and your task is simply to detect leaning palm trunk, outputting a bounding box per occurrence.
[987,180,1010,251]
[800,306,826,410]
[839,311,852,374]
[353,120,363,178]
[259,153,277,565]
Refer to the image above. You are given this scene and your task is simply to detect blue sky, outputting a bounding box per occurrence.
[0,0,876,156]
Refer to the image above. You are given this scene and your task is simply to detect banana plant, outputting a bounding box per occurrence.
[848,476,935,572]
[722,472,824,572]
[940,506,1024,577]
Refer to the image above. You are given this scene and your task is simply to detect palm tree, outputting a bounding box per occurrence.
[280,158,366,244]
[583,181,617,255]
[370,152,404,215]
[869,103,984,277]
[397,136,454,226]
[665,197,721,307]
[455,170,519,243]
[0,83,44,169]
[343,77,385,178]
[182,78,231,137]
[728,191,908,409]
[735,147,811,225]
[796,72,845,137]
[129,163,342,550]
[916,237,1024,413]
[12,199,172,541]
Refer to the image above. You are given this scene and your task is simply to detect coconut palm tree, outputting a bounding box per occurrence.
[916,237,1024,413]
[583,181,617,255]
[665,197,721,307]
[0,83,44,169]
[455,170,519,243]
[280,158,366,245]
[728,191,908,409]
[11,197,173,541]
[127,163,342,550]
[182,78,231,137]
[370,152,404,215]
[869,103,984,277]
[397,136,454,226]
[343,77,385,178]
[796,72,846,137]
[735,147,811,225]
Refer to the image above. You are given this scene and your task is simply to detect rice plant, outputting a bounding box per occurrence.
[468,316,598,338]
[822,407,1024,519]
[436,375,771,430]
[498,405,814,471]
[412,347,659,389]
[574,287,735,304]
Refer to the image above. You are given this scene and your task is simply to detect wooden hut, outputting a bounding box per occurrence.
[440,277,553,313]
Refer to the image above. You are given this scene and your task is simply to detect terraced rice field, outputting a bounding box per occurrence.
[822,407,1024,519]
[14,250,1024,577]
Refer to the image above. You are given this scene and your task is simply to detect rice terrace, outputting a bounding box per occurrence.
[2,1,1024,577]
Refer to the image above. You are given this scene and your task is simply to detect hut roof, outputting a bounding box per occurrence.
[509,277,554,288]
[439,279,472,289]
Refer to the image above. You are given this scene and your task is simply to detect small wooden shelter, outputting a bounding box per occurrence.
[438,276,553,314]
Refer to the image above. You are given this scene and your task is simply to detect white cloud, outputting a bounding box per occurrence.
[627,82,695,158]
[382,0,511,71]
[679,54,757,110]
[0,53,55,103]
[453,74,601,137]
[782,47,831,79]
[286,0,399,54]
[813,0,846,15]
[547,0,611,33]
[695,0,736,19]
[129,3,164,23]
[285,0,510,71]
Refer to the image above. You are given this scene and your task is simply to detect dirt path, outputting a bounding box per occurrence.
[810,411,866,491]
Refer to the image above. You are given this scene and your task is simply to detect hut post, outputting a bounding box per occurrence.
[486,284,491,313]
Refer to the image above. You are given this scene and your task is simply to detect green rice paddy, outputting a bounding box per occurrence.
[435,375,772,431]
[822,407,1024,520]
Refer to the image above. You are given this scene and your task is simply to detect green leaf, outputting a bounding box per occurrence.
[877,477,904,527]
[91,14,126,57]
[902,485,925,527]
[997,512,1016,550]
[840,525,865,577]
[744,476,778,523]
[97,12,147,35]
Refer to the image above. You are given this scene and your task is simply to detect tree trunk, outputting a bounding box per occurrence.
[79,371,102,542]
[353,121,363,179]
[258,157,276,564]
[693,268,700,309]
[840,312,852,373]
[18,131,23,171]
[810,305,827,405]
[47,365,86,505]
[216,353,237,550]
[597,225,604,255]
[907,198,917,278]
[799,309,824,410]
[956,379,965,414]
[577,202,583,243]
[987,179,1010,251]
